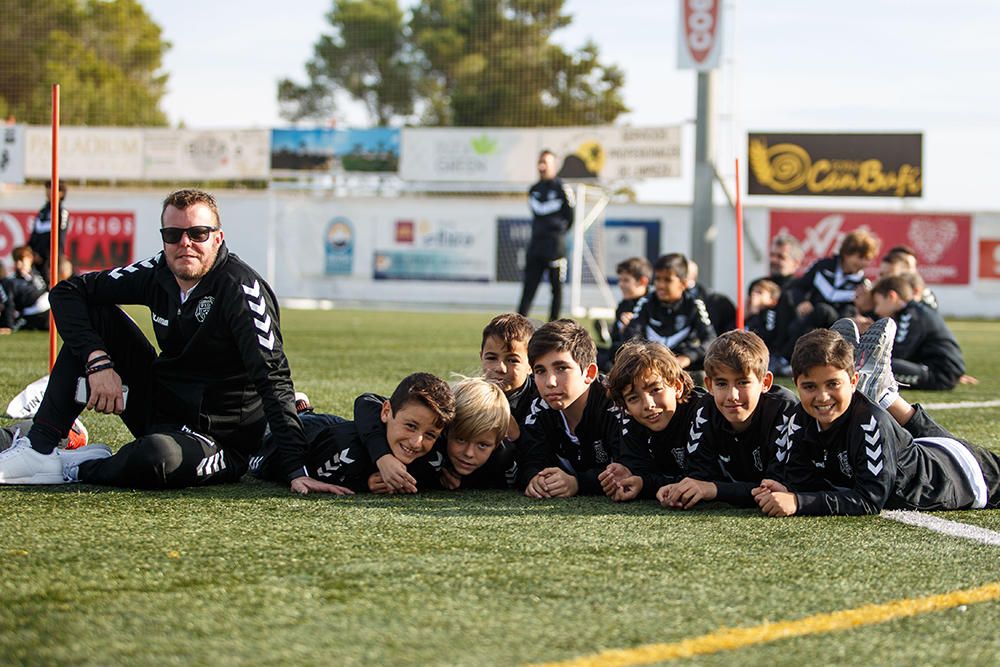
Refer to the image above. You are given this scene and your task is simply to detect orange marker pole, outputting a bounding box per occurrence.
[735,158,744,330]
[48,84,60,370]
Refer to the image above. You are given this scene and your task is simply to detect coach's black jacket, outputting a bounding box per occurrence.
[49,243,309,481]
[527,178,574,260]
[516,378,623,494]
[686,385,798,506]
[619,387,709,500]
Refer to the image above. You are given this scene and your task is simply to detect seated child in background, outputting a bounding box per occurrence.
[774,230,879,370]
[624,253,717,371]
[405,377,514,491]
[480,313,537,440]
[745,278,782,350]
[601,340,707,502]
[660,330,798,509]
[8,246,51,331]
[871,275,965,390]
[686,260,737,335]
[517,319,623,498]
[291,372,455,493]
[880,245,938,310]
[753,323,1000,517]
[596,256,652,371]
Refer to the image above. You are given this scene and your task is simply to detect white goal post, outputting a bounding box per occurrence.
[568,183,618,320]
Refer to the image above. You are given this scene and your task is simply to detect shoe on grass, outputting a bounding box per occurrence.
[0,433,65,484]
[59,444,113,482]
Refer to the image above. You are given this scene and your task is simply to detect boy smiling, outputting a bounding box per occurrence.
[660,331,797,509]
[754,327,1000,516]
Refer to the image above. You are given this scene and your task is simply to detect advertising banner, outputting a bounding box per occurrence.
[748,133,922,197]
[979,239,1000,280]
[25,127,144,180]
[0,209,135,274]
[373,216,492,282]
[1,125,25,184]
[143,129,270,180]
[271,128,400,172]
[677,0,723,71]
[400,126,681,183]
[770,209,970,285]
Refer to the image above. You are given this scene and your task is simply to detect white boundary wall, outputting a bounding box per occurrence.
[1,186,997,317]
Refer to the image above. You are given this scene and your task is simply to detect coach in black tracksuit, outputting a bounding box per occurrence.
[517,150,574,322]
[21,189,343,494]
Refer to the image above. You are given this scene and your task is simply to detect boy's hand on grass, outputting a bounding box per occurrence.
[752,480,796,516]
[290,476,354,496]
[368,472,393,494]
[376,454,418,493]
[540,468,578,497]
[611,475,642,502]
[661,477,716,509]
[598,462,631,497]
[440,467,462,490]
[525,472,552,499]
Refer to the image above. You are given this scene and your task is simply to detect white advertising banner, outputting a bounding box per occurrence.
[143,129,270,180]
[677,0,723,71]
[400,125,681,183]
[0,125,25,184]
[25,126,144,179]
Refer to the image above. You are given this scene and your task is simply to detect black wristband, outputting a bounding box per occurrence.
[86,362,115,376]
[86,354,111,369]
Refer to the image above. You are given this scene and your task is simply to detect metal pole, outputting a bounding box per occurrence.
[691,70,715,286]
[735,158,744,329]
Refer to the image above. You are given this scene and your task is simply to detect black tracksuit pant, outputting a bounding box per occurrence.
[27,305,248,489]
[518,254,566,322]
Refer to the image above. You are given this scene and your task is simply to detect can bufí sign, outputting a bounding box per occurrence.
[748,133,922,197]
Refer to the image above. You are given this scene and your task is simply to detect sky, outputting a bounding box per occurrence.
[141,0,1000,210]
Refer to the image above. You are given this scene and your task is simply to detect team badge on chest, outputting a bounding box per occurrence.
[195,296,215,323]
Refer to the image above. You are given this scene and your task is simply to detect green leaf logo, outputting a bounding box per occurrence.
[470,134,498,155]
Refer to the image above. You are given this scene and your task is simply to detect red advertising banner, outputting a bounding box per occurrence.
[0,209,135,273]
[979,239,1000,280]
[770,210,970,285]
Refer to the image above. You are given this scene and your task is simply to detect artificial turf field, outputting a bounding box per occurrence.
[2,309,1000,666]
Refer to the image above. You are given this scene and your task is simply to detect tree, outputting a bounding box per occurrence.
[0,0,169,126]
[279,0,415,126]
[279,0,626,127]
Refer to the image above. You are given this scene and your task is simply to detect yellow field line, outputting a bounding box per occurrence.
[527,581,1000,667]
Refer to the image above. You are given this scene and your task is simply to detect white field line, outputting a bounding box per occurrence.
[921,399,1000,410]
[882,510,1000,546]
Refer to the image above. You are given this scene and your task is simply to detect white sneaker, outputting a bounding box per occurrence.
[58,444,113,482]
[0,433,66,484]
[856,318,899,409]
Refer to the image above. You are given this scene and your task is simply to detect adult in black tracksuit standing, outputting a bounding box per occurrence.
[518,149,574,322]
[0,189,349,495]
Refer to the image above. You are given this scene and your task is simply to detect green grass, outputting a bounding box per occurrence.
[3,311,1000,666]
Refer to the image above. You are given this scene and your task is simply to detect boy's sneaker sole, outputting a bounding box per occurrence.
[855,318,898,404]
[831,318,860,351]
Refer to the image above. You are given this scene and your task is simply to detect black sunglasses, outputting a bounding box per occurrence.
[159,226,219,244]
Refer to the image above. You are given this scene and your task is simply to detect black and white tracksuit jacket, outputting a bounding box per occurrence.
[686,385,798,506]
[527,178,574,259]
[49,242,309,480]
[782,393,1000,515]
[624,292,717,368]
[515,379,623,494]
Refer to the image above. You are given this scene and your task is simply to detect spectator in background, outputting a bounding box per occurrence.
[764,233,804,289]
[518,150,574,322]
[0,265,13,334]
[29,180,70,288]
[879,247,938,310]
[745,278,782,350]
